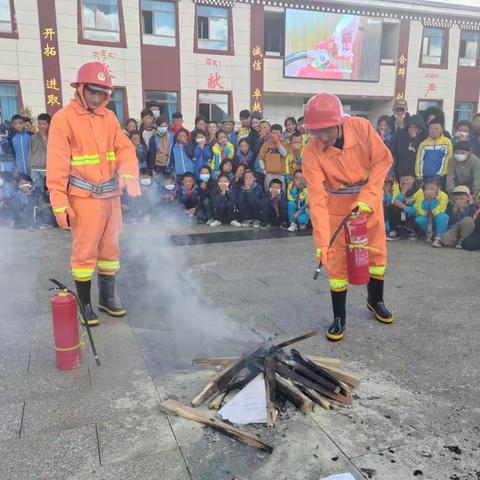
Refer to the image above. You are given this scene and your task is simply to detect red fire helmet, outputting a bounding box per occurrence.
[71,62,113,92]
[303,93,350,130]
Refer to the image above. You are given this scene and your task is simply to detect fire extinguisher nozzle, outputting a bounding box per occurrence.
[313,265,322,280]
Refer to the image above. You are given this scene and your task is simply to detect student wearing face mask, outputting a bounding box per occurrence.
[148,116,174,175]
[122,169,157,224]
[446,141,480,196]
[452,120,472,146]
[159,173,178,207]
[197,165,217,224]
[192,130,213,180]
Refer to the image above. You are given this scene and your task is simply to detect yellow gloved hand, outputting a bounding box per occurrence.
[121,174,141,197]
[53,206,76,230]
[315,247,335,266]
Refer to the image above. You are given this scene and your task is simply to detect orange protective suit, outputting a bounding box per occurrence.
[302,116,393,292]
[47,89,140,282]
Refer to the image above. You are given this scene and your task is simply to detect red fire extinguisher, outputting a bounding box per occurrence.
[344,213,370,285]
[51,291,82,371]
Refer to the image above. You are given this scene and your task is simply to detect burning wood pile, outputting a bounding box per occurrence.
[160,331,361,453]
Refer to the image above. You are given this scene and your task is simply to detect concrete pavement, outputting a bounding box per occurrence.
[0,222,479,479]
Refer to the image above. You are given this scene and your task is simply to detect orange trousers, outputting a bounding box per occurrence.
[70,196,122,281]
[326,194,387,292]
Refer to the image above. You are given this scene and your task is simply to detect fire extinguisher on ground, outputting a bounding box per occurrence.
[49,279,101,370]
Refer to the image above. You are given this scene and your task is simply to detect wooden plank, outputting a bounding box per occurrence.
[275,374,313,414]
[191,345,265,407]
[300,387,334,410]
[264,356,277,428]
[193,357,238,367]
[275,363,352,406]
[208,391,227,410]
[313,364,361,388]
[160,399,273,453]
[306,356,342,368]
[274,331,318,350]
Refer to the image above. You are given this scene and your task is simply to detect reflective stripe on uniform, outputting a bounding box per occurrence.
[71,154,100,166]
[72,268,95,280]
[329,278,348,291]
[53,206,67,213]
[369,266,386,276]
[97,260,120,271]
[106,151,116,161]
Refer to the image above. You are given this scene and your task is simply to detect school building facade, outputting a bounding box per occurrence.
[1,0,480,129]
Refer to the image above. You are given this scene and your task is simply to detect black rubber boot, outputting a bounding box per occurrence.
[75,280,99,327]
[98,274,126,317]
[367,277,394,324]
[326,290,347,341]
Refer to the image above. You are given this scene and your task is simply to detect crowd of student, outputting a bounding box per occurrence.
[0,99,479,251]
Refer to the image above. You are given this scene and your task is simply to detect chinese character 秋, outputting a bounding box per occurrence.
[252,45,263,57]
[252,88,262,101]
[43,27,56,41]
[397,67,406,78]
[44,44,57,57]
[208,73,224,90]
[46,78,60,91]
[251,102,262,112]
[252,60,262,71]
[398,54,407,65]
[47,94,61,107]
[424,83,436,97]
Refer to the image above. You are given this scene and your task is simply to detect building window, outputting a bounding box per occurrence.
[459,31,480,67]
[0,83,20,123]
[196,5,230,52]
[141,0,176,47]
[198,92,230,123]
[417,99,443,118]
[0,0,16,37]
[79,0,124,45]
[145,91,178,123]
[453,101,476,126]
[421,27,448,67]
[381,20,400,64]
[264,11,284,57]
[107,88,127,126]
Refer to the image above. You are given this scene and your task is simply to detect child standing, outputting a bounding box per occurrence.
[170,128,194,181]
[237,139,254,169]
[416,119,453,181]
[139,109,156,147]
[148,116,174,175]
[3,115,32,175]
[285,132,304,184]
[287,170,309,231]
[415,177,449,247]
[210,173,241,227]
[237,110,251,146]
[441,185,476,248]
[130,131,148,170]
[211,130,235,174]
[237,169,263,227]
[192,129,213,180]
[260,178,288,229]
[258,124,288,192]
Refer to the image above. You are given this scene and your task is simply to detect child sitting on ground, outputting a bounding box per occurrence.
[383,174,395,234]
[441,185,477,248]
[178,172,200,224]
[415,177,449,247]
[211,130,235,174]
[158,173,178,207]
[130,130,148,170]
[220,159,235,181]
[237,139,254,168]
[287,170,309,231]
[197,165,217,224]
[260,178,288,229]
[387,175,424,240]
[237,169,263,227]
[210,173,241,227]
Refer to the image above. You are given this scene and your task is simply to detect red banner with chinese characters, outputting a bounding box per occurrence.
[250,5,264,115]
[38,0,63,116]
[394,20,410,103]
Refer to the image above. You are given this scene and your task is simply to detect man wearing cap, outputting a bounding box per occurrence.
[47,62,140,326]
[302,93,394,341]
[222,116,237,145]
[390,98,410,134]
[441,185,477,248]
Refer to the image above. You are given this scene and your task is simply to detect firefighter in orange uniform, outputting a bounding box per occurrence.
[302,93,394,341]
[47,62,140,326]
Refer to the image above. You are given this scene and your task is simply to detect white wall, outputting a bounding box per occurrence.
[0,0,44,116]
